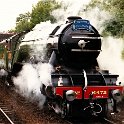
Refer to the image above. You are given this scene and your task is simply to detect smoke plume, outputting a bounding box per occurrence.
[12,63,54,108]
[98,37,124,84]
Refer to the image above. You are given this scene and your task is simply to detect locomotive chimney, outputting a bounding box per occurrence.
[66,16,82,23]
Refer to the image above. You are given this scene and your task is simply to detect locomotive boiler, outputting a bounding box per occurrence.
[41,16,123,118]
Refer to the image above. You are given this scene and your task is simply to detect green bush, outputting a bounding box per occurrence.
[17,45,31,62]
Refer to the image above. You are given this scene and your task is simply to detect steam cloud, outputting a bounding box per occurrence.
[13,63,54,108]
[98,37,124,84]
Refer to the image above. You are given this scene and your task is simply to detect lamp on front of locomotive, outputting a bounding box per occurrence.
[66,90,76,101]
[78,40,90,49]
[58,76,63,86]
[111,89,122,102]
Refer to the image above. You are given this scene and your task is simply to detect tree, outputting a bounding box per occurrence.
[30,0,60,27]
[88,0,124,38]
[103,0,124,38]
[15,12,32,32]
[14,0,60,33]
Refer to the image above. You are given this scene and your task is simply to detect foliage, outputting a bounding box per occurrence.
[15,12,32,32]
[17,45,31,62]
[8,29,16,33]
[30,0,60,27]
[14,0,60,33]
[88,0,124,38]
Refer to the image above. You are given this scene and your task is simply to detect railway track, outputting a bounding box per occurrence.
[0,80,70,124]
[103,117,116,124]
[0,107,14,124]
[0,100,24,124]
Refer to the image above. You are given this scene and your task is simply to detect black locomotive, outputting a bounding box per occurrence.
[41,16,123,118]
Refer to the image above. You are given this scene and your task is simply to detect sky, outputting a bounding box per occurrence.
[0,0,39,32]
[0,0,91,32]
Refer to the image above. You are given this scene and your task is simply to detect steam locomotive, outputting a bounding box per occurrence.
[0,16,123,118]
[40,16,123,118]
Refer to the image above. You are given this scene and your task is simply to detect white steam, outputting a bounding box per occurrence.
[12,64,44,108]
[81,7,112,33]
[23,21,57,41]
[98,37,124,84]
[35,63,54,86]
[13,63,53,108]
[53,0,91,23]
[0,69,8,76]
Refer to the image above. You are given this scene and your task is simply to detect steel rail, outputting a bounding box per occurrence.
[0,108,14,124]
[103,117,116,124]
